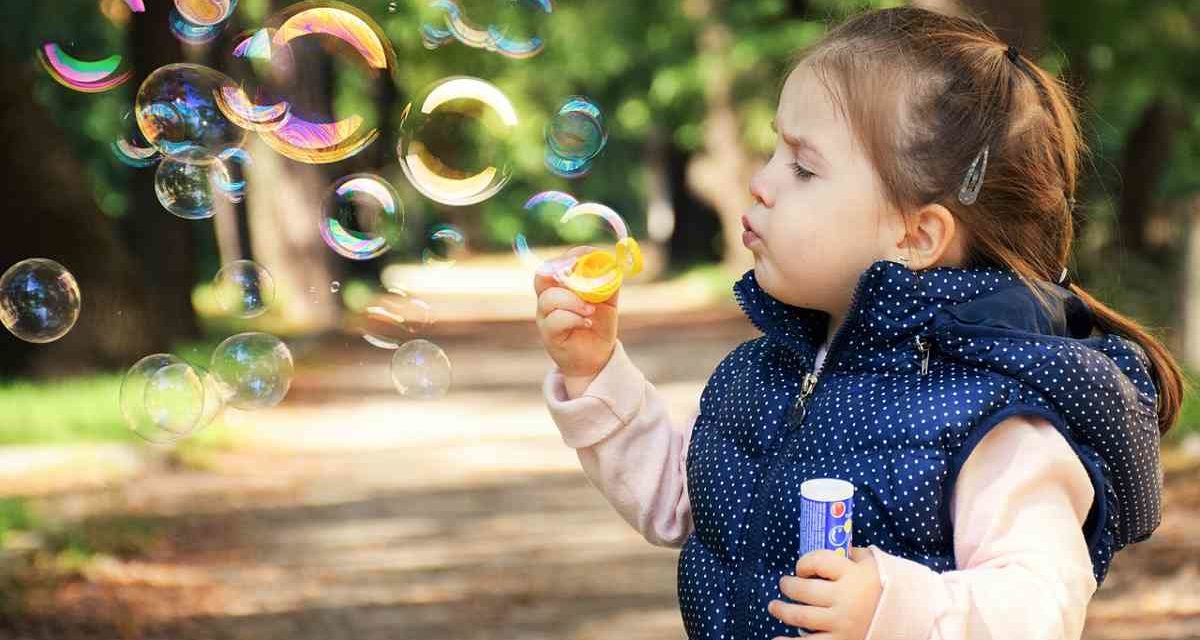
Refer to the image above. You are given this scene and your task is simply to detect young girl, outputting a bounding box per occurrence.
[534,7,1183,640]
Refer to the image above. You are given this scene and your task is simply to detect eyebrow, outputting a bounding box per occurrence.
[770,117,829,170]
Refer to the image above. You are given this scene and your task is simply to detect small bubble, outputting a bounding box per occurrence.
[330,281,341,293]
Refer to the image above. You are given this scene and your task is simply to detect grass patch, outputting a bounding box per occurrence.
[0,374,129,445]
[0,497,35,546]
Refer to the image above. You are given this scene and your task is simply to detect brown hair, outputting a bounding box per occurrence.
[790,6,1186,436]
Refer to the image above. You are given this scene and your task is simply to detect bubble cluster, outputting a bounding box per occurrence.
[544,96,607,178]
[135,63,247,160]
[320,174,406,260]
[37,43,131,93]
[421,0,550,59]
[121,354,223,444]
[212,260,275,318]
[390,339,451,400]
[210,332,294,410]
[0,259,81,344]
[398,76,518,206]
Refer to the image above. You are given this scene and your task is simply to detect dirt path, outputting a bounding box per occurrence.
[3,316,1199,639]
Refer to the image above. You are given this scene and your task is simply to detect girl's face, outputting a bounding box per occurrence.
[744,64,908,321]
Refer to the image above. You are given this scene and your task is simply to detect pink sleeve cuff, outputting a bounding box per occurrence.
[543,340,647,449]
[863,545,940,640]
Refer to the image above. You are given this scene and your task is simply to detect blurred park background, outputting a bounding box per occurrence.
[1,0,1199,638]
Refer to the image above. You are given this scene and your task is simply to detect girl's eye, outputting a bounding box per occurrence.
[790,162,815,180]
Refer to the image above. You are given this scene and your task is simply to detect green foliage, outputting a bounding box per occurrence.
[0,374,129,445]
[0,498,36,546]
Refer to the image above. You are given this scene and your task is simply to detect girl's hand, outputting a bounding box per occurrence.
[768,546,883,640]
[534,245,620,386]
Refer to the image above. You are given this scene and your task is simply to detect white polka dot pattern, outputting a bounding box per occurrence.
[677,259,1162,639]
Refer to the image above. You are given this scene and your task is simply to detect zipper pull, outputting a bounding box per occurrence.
[915,335,931,376]
[789,372,819,425]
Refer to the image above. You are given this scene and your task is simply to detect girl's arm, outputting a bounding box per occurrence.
[860,413,1098,640]
[543,339,695,548]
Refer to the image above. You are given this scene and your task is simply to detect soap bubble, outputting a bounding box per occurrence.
[544,96,606,178]
[214,28,293,133]
[421,0,550,59]
[320,174,406,260]
[390,339,451,400]
[121,355,222,444]
[37,43,131,93]
[174,0,238,27]
[210,332,294,410]
[213,260,275,318]
[360,288,434,348]
[169,7,226,45]
[154,155,233,219]
[330,281,341,293]
[135,63,247,159]
[212,148,251,203]
[0,258,81,344]
[421,224,466,267]
[256,2,394,164]
[397,76,518,206]
[512,190,584,274]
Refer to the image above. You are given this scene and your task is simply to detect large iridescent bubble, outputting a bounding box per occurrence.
[544,96,607,178]
[135,63,247,159]
[0,258,81,344]
[397,76,518,206]
[255,2,395,164]
[37,43,132,93]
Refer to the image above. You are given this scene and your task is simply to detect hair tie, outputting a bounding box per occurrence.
[1005,44,1020,63]
[1057,267,1072,288]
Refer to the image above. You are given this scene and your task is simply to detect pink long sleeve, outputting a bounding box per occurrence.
[543,339,695,548]
[861,413,1099,640]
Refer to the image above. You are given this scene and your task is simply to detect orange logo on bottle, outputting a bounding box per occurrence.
[830,501,845,518]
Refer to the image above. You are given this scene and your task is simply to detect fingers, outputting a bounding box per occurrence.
[537,286,595,321]
[539,308,591,340]
[795,549,850,581]
[778,575,835,608]
[766,599,835,632]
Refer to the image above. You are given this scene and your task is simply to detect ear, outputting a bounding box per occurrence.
[895,203,966,270]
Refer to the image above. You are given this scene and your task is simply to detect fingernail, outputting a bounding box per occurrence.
[583,304,595,314]
[584,318,593,327]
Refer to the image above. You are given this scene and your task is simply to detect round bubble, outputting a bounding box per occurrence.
[154,155,232,219]
[421,224,466,267]
[121,355,222,444]
[174,0,237,27]
[0,259,81,344]
[212,148,251,203]
[512,191,589,275]
[210,332,294,410]
[135,63,247,159]
[320,174,406,260]
[397,76,518,206]
[330,281,341,293]
[169,7,226,45]
[362,288,434,347]
[213,260,275,318]
[214,28,293,133]
[545,96,606,177]
[390,339,451,400]
[256,3,394,164]
[37,43,131,93]
[421,0,550,59]
[143,362,206,435]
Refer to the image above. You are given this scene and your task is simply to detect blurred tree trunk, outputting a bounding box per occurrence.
[242,5,340,331]
[682,0,755,275]
[0,63,158,377]
[1116,98,1183,260]
[123,2,202,344]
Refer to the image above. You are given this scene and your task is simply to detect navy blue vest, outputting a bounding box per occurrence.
[678,259,1162,639]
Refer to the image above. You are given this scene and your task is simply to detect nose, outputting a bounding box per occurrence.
[749,164,773,209]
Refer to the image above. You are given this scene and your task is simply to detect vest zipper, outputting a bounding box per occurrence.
[915,335,931,375]
[788,372,819,425]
